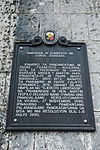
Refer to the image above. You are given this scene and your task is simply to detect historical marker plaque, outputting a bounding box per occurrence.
[6,35,96,131]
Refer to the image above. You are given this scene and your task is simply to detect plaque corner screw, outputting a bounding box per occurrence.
[84,119,88,123]
[20,47,23,50]
[77,47,81,51]
[14,118,17,122]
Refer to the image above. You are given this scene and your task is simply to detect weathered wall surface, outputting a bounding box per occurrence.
[0,0,100,149]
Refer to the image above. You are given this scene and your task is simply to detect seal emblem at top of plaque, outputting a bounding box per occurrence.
[43,30,57,45]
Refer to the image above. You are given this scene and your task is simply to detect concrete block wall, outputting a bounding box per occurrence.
[0,0,100,149]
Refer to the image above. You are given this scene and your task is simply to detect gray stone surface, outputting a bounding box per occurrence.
[0,133,9,150]
[0,0,16,13]
[0,73,9,150]
[0,13,13,72]
[0,0,100,150]
[16,0,54,14]
[10,13,40,41]
[87,13,100,40]
[83,112,100,150]
[9,132,35,150]
[39,13,71,39]
[0,46,13,72]
[54,0,60,13]
[93,0,100,12]
[34,132,86,150]
[90,74,100,111]
[0,73,7,132]
[71,14,88,41]
[0,13,10,41]
[87,41,100,73]
[60,0,95,13]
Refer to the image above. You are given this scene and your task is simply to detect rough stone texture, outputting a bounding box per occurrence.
[9,132,35,150]
[0,73,7,132]
[90,74,100,111]
[83,112,100,150]
[39,13,71,39]
[54,0,60,13]
[71,14,88,41]
[87,41,100,73]
[93,0,100,12]
[34,132,86,150]
[0,13,10,41]
[16,0,54,14]
[0,0,16,13]
[0,0,100,150]
[10,13,40,41]
[0,13,13,72]
[0,73,9,150]
[60,0,95,13]
[0,133,9,150]
[0,45,13,72]
[0,38,13,72]
[87,13,100,40]
[10,13,71,41]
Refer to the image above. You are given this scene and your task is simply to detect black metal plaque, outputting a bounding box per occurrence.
[6,36,96,131]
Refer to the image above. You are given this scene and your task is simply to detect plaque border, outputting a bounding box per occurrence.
[6,42,96,131]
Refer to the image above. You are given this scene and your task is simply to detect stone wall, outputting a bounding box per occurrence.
[0,0,100,149]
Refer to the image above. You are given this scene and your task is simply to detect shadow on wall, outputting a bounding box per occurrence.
[13,0,71,41]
